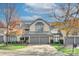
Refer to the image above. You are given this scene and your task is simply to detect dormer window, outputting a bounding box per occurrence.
[35,22,44,32]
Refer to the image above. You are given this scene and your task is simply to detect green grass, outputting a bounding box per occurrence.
[0,43,26,50]
[52,43,79,55]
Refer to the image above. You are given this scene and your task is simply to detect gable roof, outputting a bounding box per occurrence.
[21,20,33,25]
[49,22,64,28]
[30,18,50,26]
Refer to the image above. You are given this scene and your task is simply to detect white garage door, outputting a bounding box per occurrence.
[40,37,49,44]
[65,37,73,45]
[30,37,39,44]
[30,37,49,44]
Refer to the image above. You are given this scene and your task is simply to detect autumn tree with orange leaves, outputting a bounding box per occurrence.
[49,4,79,50]
[8,18,23,36]
[0,4,23,45]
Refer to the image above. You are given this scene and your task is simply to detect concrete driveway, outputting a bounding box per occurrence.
[0,45,65,56]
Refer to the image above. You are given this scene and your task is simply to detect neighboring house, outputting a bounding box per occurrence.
[0,19,23,43]
[50,19,79,45]
[0,21,6,43]
[0,28,5,43]
[63,29,79,45]
[59,18,79,45]
[6,19,23,42]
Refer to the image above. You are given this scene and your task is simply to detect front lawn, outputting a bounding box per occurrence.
[0,43,26,50]
[52,43,79,55]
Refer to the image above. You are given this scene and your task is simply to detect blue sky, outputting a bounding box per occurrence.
[16,3,56,22]
[0,3,58,22]
[0,3,77,22]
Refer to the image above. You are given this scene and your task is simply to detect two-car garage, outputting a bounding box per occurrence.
[29,34,49,44]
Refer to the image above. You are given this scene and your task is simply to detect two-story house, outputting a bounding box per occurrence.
[21,18,51,44]
[0,18,63,44]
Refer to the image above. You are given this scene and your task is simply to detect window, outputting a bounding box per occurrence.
[35,22,44,32]
[16,24,20,28]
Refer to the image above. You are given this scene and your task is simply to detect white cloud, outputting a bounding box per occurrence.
[25,3,68,19]
[26,3,53,9]
[25,3,56,14]
[20,15,42,21]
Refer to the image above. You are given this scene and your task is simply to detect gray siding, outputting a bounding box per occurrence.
[30,37,39,44]
[40,37,49,44]
[0,36,4,42]
[76,37,79,44]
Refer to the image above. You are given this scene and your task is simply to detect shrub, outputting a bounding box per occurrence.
[53,42,60,44]
[59,40,63,44]
[20,37,24,40]
[25,37,28,41]
[50,40,53,44]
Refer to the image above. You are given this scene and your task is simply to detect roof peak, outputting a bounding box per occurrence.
[36,18,43,20]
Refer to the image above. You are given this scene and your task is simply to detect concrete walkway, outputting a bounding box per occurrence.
[0,45,65,56]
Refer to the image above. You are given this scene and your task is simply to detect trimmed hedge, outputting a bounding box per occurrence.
[50,40,53,44]
[50,39,63,44]
[20,37,24,40]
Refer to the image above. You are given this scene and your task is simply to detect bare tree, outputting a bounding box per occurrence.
[0,3,16,45]
[50,3,79,46]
